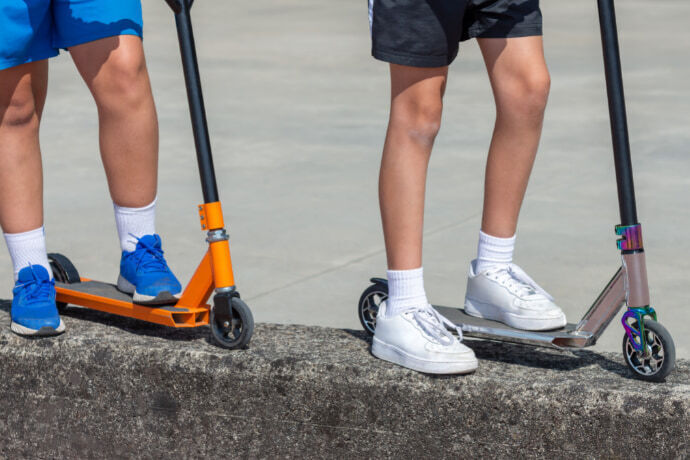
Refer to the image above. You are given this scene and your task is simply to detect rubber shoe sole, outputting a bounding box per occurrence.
[371,337,478,375]
[464,297,566,331]
[117,274,181,306]
[11,319,65,337]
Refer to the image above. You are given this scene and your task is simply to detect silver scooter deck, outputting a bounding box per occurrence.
[435,306,593,349]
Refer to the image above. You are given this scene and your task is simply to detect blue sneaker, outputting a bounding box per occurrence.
[117,234,182,305]
[11,265,65,336]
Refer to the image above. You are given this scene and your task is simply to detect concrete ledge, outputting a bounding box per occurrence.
[0,299,687,458]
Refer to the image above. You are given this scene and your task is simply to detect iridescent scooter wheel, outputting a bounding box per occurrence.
[623,318,675,382]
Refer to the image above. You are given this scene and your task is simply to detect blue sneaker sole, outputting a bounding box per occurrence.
[11,319,65,337]
[117,274,181,306]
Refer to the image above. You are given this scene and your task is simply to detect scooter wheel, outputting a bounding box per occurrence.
[209,297,254,350]
[358,282,388,336]
[47,253,81,312]
[622,318,675,382]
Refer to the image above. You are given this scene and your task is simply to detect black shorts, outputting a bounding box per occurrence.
[369,0,542,67]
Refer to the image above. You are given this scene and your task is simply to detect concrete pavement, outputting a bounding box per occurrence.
[0,0,688,357]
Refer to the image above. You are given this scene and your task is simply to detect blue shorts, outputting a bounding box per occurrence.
[0,0,143,71]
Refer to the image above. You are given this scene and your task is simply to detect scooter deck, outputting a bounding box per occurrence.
[435,306,592,349]
[55,281,209,328]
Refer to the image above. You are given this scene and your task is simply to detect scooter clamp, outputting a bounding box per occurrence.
[206,229,229,243]
[615,224,643,251]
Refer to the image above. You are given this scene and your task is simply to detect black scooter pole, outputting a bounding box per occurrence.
[166,0,219,204]
[598,0,637,227]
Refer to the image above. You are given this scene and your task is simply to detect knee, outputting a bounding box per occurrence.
[393,99,443,147]
[0,93,38,129]
[93,50,150,110]
[501,70,551,119]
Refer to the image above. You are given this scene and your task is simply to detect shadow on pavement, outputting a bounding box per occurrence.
[342,327,633,380]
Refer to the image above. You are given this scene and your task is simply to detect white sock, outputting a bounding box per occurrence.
[475,230,516,273]
[114,198,157,253]
[3,227,53,281]
[386,267,428,317]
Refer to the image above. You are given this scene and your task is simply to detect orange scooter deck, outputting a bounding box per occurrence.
[55,281,210,328]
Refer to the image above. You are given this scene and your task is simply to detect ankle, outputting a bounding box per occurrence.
[114,198,157,252]
[4,227,53,281]
[386,267,428,317]
[475,230,515,274]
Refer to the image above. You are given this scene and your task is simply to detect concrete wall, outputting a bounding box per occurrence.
[0,305,687,458]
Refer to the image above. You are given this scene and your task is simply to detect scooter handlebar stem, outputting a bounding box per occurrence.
[171,0,220,204]
[598,0,639,226]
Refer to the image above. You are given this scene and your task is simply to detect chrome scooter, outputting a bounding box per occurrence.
[357,0,676,382]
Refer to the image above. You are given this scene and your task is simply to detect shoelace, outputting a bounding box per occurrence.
[485,263,554,301]
[407,304,463,345]
[128,234,169,273]
[16,265,54,302]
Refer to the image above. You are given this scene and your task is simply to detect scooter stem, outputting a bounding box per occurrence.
[170,0,220,204]
[598,0,658,356]
[598,0,638,227]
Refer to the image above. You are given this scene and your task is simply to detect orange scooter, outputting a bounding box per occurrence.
[48,0,254,349]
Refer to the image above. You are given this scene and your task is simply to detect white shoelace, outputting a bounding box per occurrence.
[485,263,554,301]
[407,304,463,345]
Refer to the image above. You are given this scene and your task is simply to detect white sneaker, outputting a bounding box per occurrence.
[372,301,478,374]
[464,260,567,331]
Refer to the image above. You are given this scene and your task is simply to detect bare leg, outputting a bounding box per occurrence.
[380,64,448,270]
[70,35,181,303]
[69,35,158,207]
[0,61,49,234]
[477,37,551,237]
[374,66,477,374]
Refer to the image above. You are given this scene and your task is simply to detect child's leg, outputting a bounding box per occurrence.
[368,0,478,374]
[473,36,549,273]
[380,64,447,270]
[379,64,446,316]
[70,36,158,252]
[1,61,64,336]
[0,61,48,234]
[69,35,180,304]
[68,35,158,209]
[464,36,564,331]
[0,61,53,279]
[374,65,476,374]
[478,36,550,239]
[70,35,158,252]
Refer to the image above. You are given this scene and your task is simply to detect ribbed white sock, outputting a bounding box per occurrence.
[475,230,516,273]
[114,198,157,253]
[3,227,52,281]
[386,267,428,317]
